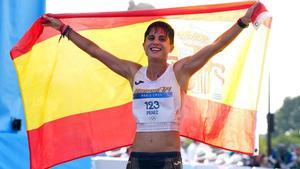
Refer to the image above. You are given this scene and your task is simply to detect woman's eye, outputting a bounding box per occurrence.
[147,35,155,41]
[159,36,166,42]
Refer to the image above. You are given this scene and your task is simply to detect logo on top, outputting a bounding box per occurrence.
[135,80,144,85]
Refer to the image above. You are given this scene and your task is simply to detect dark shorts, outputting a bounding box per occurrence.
[126,151,182,169]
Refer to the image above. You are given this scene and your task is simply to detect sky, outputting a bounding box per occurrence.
[46,0,300,134]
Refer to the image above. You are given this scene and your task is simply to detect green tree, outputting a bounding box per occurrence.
[274,96,300,135]
[272,131,300,147]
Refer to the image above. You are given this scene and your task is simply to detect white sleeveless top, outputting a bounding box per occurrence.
[132,64,182,132]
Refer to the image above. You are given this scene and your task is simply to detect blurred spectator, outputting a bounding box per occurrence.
[215,150,229,165]
[101,140,300,168]
[180,138,189,162]
[293,146,300,168]
[260,154,271,168]
[186,141,213,163]
[226,152,243,166]
[253,154,265,166]
[186,141,199,162]
[269,144,295,169]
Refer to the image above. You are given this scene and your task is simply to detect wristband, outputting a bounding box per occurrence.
[59,23,66,33]
[237,18,249,28]
[59,25,72,42]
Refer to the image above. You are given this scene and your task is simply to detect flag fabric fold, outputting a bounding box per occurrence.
[251,3,271,29]
[11,1,271,169]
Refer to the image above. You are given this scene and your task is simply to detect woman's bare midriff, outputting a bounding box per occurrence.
[131,131,181,152]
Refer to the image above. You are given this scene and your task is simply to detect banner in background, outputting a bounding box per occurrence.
[11,1,271,169]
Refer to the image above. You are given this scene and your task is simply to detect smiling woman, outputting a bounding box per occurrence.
[143,22,175,74]
[10,0,274,168]
[40,2,260,168]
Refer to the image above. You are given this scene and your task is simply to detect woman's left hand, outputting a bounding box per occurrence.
[241,2,261,25]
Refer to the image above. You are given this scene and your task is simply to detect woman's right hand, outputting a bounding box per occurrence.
[42,15,64,31]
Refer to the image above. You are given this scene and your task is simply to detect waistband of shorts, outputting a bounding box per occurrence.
[130,151,181,159]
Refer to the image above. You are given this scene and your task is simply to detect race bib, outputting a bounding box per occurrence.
[133,92,176,123]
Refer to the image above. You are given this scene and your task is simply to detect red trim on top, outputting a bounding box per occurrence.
[10,1,255,60]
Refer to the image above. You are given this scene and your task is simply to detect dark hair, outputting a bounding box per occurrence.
[144,21,174,44]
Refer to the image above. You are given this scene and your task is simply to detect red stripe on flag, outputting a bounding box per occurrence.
[10,1,255,60]
[10,19,44,60]
[180,95,256,154]
[27,102,135,169]
[48,1,254,18]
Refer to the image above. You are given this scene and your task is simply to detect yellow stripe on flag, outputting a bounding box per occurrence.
[15,21,159,130]
[223,30,255,106]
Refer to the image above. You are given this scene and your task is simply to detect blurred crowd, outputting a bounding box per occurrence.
[102,139,300,169]
[179,141,300,168]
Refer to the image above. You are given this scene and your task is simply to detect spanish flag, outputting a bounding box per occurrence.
[11,1,271,169]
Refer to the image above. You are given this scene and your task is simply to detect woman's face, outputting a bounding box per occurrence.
[143,27,174,60]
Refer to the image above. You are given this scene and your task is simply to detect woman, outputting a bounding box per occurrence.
[43,3,258,169]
